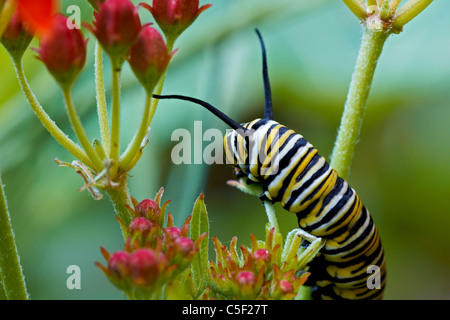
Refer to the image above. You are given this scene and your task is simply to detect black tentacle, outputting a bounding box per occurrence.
[255,29,273,120]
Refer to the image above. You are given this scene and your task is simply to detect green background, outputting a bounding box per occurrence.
[0,0,449,299]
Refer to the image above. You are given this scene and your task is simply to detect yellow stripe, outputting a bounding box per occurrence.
[281,148,318,207]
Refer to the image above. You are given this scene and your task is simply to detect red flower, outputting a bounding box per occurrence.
[89,0,141,59]
[236,271,256,286]
[174,237,194,255]
[0,11,33,59]
[107,251,131,278]
[128,25,172,93]
[16,0,59,36]
[130,248,166,285]
[128,217,153,238]
[142,0,211,41]
[135,198,160,217]
[35,14,87,89]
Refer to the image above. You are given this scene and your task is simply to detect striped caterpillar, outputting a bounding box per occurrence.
[154,30,386,300]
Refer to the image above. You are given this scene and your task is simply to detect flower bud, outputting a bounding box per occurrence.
[90,0,141,59]
[108,251,131,278]
[130,248,164,285]
[279,279,293,293]
[0,12,33,61]
[128,25,172,93]
[142,0,211,41]
[165,226,181,239]
[236,271,256,286]
[128,217,153,239]
[174,237,194,255]
[35,14,87,89]
[135,199,160,218]
[253,248,270,262]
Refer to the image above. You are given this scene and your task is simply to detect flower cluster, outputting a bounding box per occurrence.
[96,188,207,300]
[1,0,211,91]
[207,228,310,300]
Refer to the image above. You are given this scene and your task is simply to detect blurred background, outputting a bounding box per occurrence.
[0,0,449,300]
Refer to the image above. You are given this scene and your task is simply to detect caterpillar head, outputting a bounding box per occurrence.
[153,29,274,167]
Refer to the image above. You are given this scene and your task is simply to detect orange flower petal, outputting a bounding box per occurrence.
[17,0,59,36]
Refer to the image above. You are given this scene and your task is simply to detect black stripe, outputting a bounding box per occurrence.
[275,146,315,206]
[300,163,332,207]
[284,153,321,210]
[321,208,371,255]
[299,182,354,233]
[263,134,307,187]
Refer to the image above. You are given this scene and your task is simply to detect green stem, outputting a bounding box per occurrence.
[94,42,111,156]
[0,171,28,300]
[392,0,434,28]
[119,41,174,172]
[390,0,402,12]
[13,60,94,168]
[263,201,280,234]
[62,89,104,172]
[107,179,134,231]
[330,24,390,179]
[109,58,122,169]
[119,93,153,171]
[342,0,367,20]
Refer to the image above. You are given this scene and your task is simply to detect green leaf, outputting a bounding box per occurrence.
[189,193,210,296]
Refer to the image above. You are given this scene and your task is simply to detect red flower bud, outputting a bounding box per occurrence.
[236,271,256,286]
[90,0,142,59]
[253,249,270,262]
[135,199,160,217]
[129,25,172,93]
[108,251,131,278]
[280,279,293,293]
[165,226,181,239]
[0,12,33,60]
[128,217,153,238]
[35,14,87,89]
[142,0,211,41]
[130,248,164,285]
[174,237,194,254]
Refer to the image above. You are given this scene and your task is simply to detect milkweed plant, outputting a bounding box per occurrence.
[0,0,434,300]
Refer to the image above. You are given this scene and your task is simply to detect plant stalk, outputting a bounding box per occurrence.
[342,0,367,20]
[109,58,122,173]
[13,60,94,168]
[330,24,390,179]
[63,89,104,172]
[119,93,153,171]
[0,172,28,300]
[94,42,111,156]
[119,41,175,172]
[393,0,434,28]
[107,178,134,231]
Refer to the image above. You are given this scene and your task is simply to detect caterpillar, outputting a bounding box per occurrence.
[154,30,386,300]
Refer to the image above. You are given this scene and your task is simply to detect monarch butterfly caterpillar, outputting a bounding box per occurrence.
[154,30,386,300]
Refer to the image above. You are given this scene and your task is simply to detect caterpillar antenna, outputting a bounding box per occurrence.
[153,94,248,133]
[255,29,273,120]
